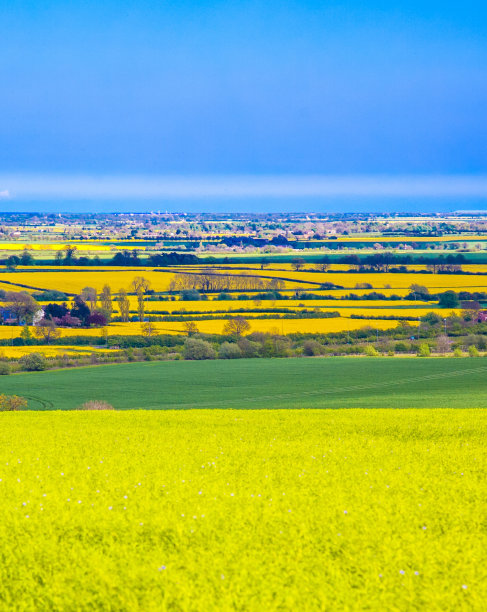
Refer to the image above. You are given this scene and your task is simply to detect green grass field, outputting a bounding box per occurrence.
[0,409,485,610]
[1,357,487,410]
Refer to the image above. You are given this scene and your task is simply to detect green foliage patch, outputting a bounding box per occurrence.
[1,357,487,411]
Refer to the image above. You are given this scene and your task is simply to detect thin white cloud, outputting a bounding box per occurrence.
[0,189,10,199]
[1,174,487,199]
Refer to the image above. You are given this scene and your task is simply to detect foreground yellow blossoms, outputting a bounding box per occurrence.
[0,409,485,610]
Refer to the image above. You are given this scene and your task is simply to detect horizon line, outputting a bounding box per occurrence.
[2,173,487,200]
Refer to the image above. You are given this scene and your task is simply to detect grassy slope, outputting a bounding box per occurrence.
[2,357,487,410]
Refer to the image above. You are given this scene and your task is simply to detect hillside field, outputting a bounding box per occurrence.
[2,357,487,410]
[0,409,485,609]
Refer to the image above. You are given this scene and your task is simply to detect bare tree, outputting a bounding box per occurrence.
[141,318,155,338]
[183,321,199,336]
[223,317,251,337]
[131,276,151,293]
[100,284,113,316]
[436,335,451,354]
[314,262,330,272]
[291,258,306,271]
[34,317,61,344]
[137,289,145,321]
[117,289,130,322]
[81,287,97,310]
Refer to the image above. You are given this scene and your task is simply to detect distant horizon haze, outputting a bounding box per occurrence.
[2,1,486,213]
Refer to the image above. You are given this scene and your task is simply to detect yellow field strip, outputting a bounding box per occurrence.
[0,345,120,358]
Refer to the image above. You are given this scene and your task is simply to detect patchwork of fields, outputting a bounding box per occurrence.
[1,261,481,346]
[1,222,487,610]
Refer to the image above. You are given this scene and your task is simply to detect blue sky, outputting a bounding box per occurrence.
[1,1,487,209]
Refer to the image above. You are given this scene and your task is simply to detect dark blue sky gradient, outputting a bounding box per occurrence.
[1,0,487,177]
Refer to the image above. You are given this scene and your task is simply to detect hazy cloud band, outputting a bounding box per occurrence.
[1,174,487,200]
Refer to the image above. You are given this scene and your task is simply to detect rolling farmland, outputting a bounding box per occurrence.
[1,216,487,610]
[2,358,487,411]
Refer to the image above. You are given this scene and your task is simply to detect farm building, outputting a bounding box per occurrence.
[0,307,17,325]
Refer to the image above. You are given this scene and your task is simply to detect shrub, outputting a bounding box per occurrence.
[438,291,459,308]
[237,338,261,358]
[0,394,27,411]
[453,347,463,358]
[219,342,242,359]
[87,311,108,327]
[302,339,323,356]
[183,338,216,360]
[417,343,431,357]
[394,342,410,353]
[33,290,68,301]
[365,345,379,357]
[19,352,47,371]
[468,345,480,357]
[422,312,442,326]
[180,289,201,301]
[77,400,115,410]
[0,362,11,375]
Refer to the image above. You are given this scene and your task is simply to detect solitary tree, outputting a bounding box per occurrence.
[33,317,62,344]
[183,321,199,336]
[141,318,156,338]
[131,276,151,293]
[100,284,113,318]
[20,248,34,266]
[20,325,33,343]
[117,289,130,322]
[223,317,251,338]
[81,287,97,310]
[291,257,306,271]
[63,244,78,264]
[314,262,330,272]
[439,291,459,308]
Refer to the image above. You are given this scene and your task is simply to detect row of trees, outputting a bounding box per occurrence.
[169,272,285,293]
[3,246,201,269]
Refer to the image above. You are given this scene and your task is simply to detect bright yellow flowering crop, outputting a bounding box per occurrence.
[0,409,485,609]
[0,269,176,294]
[0,346,119,358]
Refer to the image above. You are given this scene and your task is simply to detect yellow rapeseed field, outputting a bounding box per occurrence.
[0,269,177,294]
[216,269,487,291]
[0,243,114,251]
[0,318,409,340]
[0,346,119,358]
[0,410,485,609]
[115,298,435,314]
[163,318,408,335]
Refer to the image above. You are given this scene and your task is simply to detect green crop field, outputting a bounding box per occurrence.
[0,409,485,610]
[1,357,487,411]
